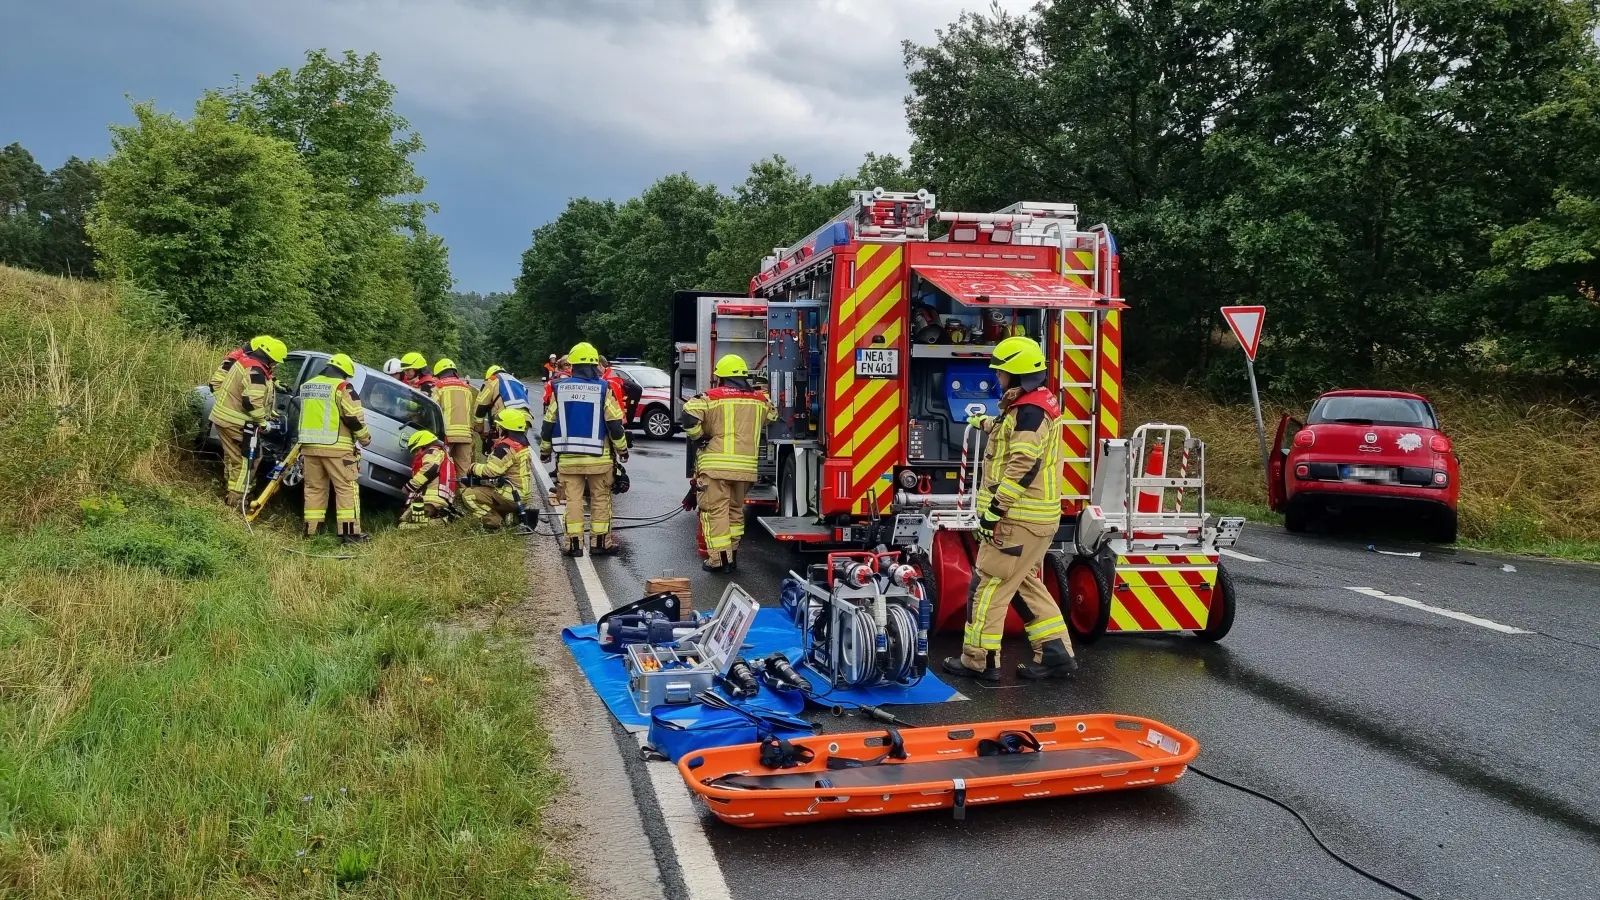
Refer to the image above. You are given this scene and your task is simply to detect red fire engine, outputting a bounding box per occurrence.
[671,189,1243,643]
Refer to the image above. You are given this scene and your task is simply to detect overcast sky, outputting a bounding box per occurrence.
[5,0,1031,292]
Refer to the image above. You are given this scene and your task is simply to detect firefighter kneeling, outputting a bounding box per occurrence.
[401,430,456,528]
[943,336,1078,682]
[462,408,533,529]
[298,353,372,543]
[540,341,628,557]
[681,354,775,573]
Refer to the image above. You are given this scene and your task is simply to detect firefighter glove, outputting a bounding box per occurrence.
[967,413,993,432]
[977,506,1003,544]
[617,447,629,463]
[540,448,553,463]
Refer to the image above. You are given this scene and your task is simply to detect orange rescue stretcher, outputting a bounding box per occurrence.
[680,714,1199,827]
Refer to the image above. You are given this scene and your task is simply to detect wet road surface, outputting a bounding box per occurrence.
[562,425,1600,900]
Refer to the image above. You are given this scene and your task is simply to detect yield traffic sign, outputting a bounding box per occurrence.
[1221,305,1266,360]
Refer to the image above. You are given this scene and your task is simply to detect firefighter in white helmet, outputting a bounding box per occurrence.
[943,336,1077,682]
[680,354,775,573]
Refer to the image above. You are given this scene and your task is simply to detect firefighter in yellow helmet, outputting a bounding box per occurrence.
[680,354,775,573]
[209,335,286,508]
[462,408,533,529]
[298,353,373,543]
[400,429,456,529]
[474,364,530,453]
[539,341,628,556]
[431,358,477,473]
[943,336,1077,681]
[398,351,435,396]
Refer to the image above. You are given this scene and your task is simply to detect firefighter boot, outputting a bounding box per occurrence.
[563,536,584,558]
[725,549,737,573]
[340,523,370,545]
[591,533,620,556]
[702,551,728,574]
[1018,639,1078,680]
[942,652,1001,684]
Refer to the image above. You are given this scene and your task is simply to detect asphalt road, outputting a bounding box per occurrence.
[564,425,1600,900]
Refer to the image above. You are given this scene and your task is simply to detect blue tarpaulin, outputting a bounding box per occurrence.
[561,608,962,731]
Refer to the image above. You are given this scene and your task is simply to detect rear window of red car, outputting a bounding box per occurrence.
[1308,396,1437,429]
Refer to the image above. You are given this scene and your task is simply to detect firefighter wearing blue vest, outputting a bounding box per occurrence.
[942,336,1078,682]
[297,353,372,543]
[539,342,628,557]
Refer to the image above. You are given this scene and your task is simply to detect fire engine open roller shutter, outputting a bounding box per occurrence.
[910,265,1128,310]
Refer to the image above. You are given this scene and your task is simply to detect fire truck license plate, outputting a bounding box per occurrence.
[855,348,899,378]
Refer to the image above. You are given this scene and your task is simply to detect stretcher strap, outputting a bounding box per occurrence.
[825,727,907,770]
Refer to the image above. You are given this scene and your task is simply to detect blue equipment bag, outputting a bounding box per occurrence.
[647,701,817,764]
[497,374,530,410]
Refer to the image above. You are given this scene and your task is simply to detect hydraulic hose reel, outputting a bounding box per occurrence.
[780,550,932,690]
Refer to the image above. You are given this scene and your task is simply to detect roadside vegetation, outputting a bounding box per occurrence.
[0,265,571,897]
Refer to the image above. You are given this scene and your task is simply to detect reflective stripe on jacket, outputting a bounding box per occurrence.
[683,387,775,481]
[208,347,247,392]
[977,388,1065,533]
[298,375,370,454]
[407,443,456,505]
[210,356,273,428]
[471,435,533,500]
[434,375,476,442]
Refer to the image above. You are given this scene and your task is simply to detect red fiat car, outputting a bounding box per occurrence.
[1268,390,1461,542]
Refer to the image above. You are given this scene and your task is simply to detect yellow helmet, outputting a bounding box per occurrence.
[485,365,503,379]
[431,358,457,376]
[495,408,530,432]
[400,351,428,370]
[249,335,287,364]
[568,342,601,365]
[326,353,356,377]
[990,336,1046,375]
[407,429,438,451]
[714,354,749,378]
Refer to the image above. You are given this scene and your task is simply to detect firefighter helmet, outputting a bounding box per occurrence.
[383,358,403,375]
[990,336,1046,374]
[568,342,601,365]
[495,407,530,432]
[400,351,428,370]
[250,335,287,364]
[486,365,503,379]
[407,429,438,452]
[714,354,749,378]
[431,357,457,376]
[326,353,356,378]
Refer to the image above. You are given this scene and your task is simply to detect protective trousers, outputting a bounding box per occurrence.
[401,501,448,529]
[961,523,1071,669]
[697,475,750,563]
[448,440,474,475]
[560,469,613,537]
[461,486,517,526]
[217,425,255,501]
[303,453,361,535]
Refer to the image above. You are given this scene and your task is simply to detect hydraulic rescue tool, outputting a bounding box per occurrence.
[623,583,760,715]
[246,441,301,522]
[780,550,932,690]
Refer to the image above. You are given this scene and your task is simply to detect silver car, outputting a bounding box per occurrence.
[193,351,445,499]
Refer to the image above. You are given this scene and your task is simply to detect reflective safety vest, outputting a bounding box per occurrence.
[434,375,476,441]
[550,377,608,455]
[978,388,1066,531]
[496,373,529,410]
[298,375,352,448]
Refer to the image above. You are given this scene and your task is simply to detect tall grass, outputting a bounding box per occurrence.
[1128,381,1600,548]
[0,266,215,528]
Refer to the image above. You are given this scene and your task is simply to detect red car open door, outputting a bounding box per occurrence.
[1267,414,1298,512]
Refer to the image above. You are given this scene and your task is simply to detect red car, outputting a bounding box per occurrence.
[1268,390,1460,542]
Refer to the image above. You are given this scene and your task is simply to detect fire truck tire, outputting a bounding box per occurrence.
[1195,565,1236,642]
[1061,554,1110,644]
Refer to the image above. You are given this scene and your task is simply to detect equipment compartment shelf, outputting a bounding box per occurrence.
[911,344,1002,359]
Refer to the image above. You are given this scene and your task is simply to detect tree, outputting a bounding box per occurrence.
[0,143,48,269]
[450,290,509,376]
[89,98,323,342]
[493,198,618,373]
[0,143,100,277]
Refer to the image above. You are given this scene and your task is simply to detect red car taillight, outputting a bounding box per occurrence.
[1430,435,1452,453]
[1293,429,1315,448]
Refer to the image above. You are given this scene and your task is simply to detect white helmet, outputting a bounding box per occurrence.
[382,357,403,375]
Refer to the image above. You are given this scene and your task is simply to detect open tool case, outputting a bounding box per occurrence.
[625,582,759,716]
[680,713,1199,827]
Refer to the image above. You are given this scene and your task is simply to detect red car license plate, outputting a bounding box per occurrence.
[1344,465,1391,482]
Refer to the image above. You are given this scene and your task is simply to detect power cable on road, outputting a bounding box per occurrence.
[1187,765,1427,900]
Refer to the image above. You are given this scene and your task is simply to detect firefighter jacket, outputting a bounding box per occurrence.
[210,355,274,429]
[298,375,371,457]
[539,377,627,475]
[434,375,476,443]
[682,385,775,481]
[471,433,533,501]
[401,370,436,396]
[975,387,1066,537]
[474,373,529,427]
[208,347,248,392]
[407,442,457,506]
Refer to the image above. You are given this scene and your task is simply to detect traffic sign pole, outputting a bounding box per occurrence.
[1245,356,1268,474]
[1220,305,1269,474]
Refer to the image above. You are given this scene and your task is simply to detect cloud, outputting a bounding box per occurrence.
[174,0,1032,174]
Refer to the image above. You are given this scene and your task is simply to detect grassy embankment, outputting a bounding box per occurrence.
[0,266,571,898]
[1128,381,1600,561]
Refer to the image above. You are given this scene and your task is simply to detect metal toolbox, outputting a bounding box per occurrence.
[625,582,760,715]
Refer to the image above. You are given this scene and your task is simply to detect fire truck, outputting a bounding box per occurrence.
[671,189,1244,643]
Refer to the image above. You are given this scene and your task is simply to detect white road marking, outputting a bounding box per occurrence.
[533,458,733,900]
[1345,587,1533,635]
[1219,548,1265,562]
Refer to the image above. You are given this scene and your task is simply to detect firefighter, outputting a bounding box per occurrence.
[431,358,476,472]
[298,353,372,543]
[539,342,628,557]
[474,365,529,441]
[398,352,435,396]
[462,408,533,529]
[400,429,455,529]
[209,335,286,508]
[942,336,1077,682]
[680,354,775,573]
